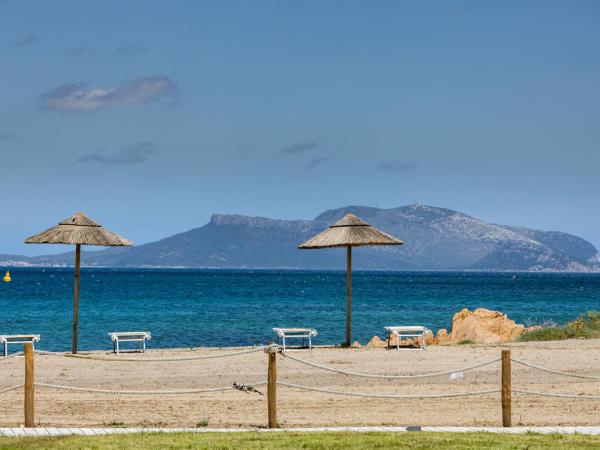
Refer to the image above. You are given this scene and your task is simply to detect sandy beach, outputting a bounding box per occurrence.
[1,340,600,428]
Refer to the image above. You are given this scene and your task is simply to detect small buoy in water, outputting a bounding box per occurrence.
[3,271,11,282]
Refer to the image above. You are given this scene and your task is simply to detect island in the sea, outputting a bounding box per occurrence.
[2,204,599,272]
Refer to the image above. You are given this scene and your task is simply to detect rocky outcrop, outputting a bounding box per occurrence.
[364,308,524,348]
[435,308,525,344]
[434,329,448,345]
[424,332,434,346]
[366,331,435,348]
[366,336,387,348]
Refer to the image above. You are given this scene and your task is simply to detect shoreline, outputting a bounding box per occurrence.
[16,336,600,354]
[3,264,600,273]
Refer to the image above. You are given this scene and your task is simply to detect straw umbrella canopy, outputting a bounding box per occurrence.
[299,213,403,347]
[25,212,132,353]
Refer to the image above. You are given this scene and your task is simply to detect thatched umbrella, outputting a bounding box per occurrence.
[25,212,132,353]
[299,213,403,347]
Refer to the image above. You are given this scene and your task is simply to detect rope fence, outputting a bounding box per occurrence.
[0,384,23,395]
[2,344,600,429]
[513,389,600,401]
[511,357,600,381]
[0,352,23,363]
[35,346,267,362]
[34,381,267,396]
[281,351,500,379]
[276,381,500,399]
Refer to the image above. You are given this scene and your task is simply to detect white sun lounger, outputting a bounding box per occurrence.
[384,326,431,350]
[108,331,151,354]
[0,334,40,357]
[273,328,317,351]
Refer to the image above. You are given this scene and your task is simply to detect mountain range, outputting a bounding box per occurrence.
[2,204,599,272]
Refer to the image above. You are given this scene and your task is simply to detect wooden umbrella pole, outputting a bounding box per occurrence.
[346,245,352,347]
[24,342,34,427]
[72,244,81,354]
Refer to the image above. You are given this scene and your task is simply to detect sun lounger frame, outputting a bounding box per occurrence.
[0,334,40,357]
[108,331,151,354]
[384,326,431,351]
[273,328,317,351]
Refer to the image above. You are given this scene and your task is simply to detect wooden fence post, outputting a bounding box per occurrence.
[501,349,511,427]
[267,345,277,428]
[24,342,35,428]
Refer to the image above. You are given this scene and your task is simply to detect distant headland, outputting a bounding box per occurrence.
[2,204,599,272]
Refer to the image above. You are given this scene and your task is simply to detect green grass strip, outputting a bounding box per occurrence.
[1,432,600,450]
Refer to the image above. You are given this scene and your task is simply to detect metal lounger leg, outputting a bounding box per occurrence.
[308,335,312,350]
[397,332,400,350]
[282,336,286,352]
[3,342,6,357]
[116,339,120,355]
[143,339,146,353]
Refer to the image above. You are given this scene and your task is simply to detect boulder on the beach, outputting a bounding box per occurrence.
[424,331,435,346]
[434,329,449,345]
[389,334,429,348]
[388,334,413,347]
[350,341,361,349]
[444,308,525,344]
[366,331,435,348]
[366,336,387,348]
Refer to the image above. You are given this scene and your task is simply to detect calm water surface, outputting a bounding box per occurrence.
[1,269,599,351]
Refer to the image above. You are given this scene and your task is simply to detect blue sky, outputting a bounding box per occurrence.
[1,0,599,255]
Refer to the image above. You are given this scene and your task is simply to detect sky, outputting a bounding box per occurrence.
[1,0,599,256]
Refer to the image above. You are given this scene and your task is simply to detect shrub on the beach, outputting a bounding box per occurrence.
[587,310,600,325]
[519,311,600,342]
[519,326,575,342]
[457,339,474,345]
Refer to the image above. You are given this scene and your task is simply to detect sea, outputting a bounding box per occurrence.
[1,268,599,352]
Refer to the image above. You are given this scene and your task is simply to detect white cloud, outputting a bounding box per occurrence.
[0,132,16,141]
[68,46,93,56]
[40,76,179,112]
[15,34,40,47]
[305,157,328,170]
[281,139,320,154]
[377,161,416,172]
[77,142,155,165]
[114,44,150,56]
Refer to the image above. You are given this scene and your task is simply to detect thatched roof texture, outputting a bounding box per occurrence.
[25,212,132,247]
[298,213,403,249]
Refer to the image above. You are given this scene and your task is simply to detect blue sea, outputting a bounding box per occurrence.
[1,268,599,352]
